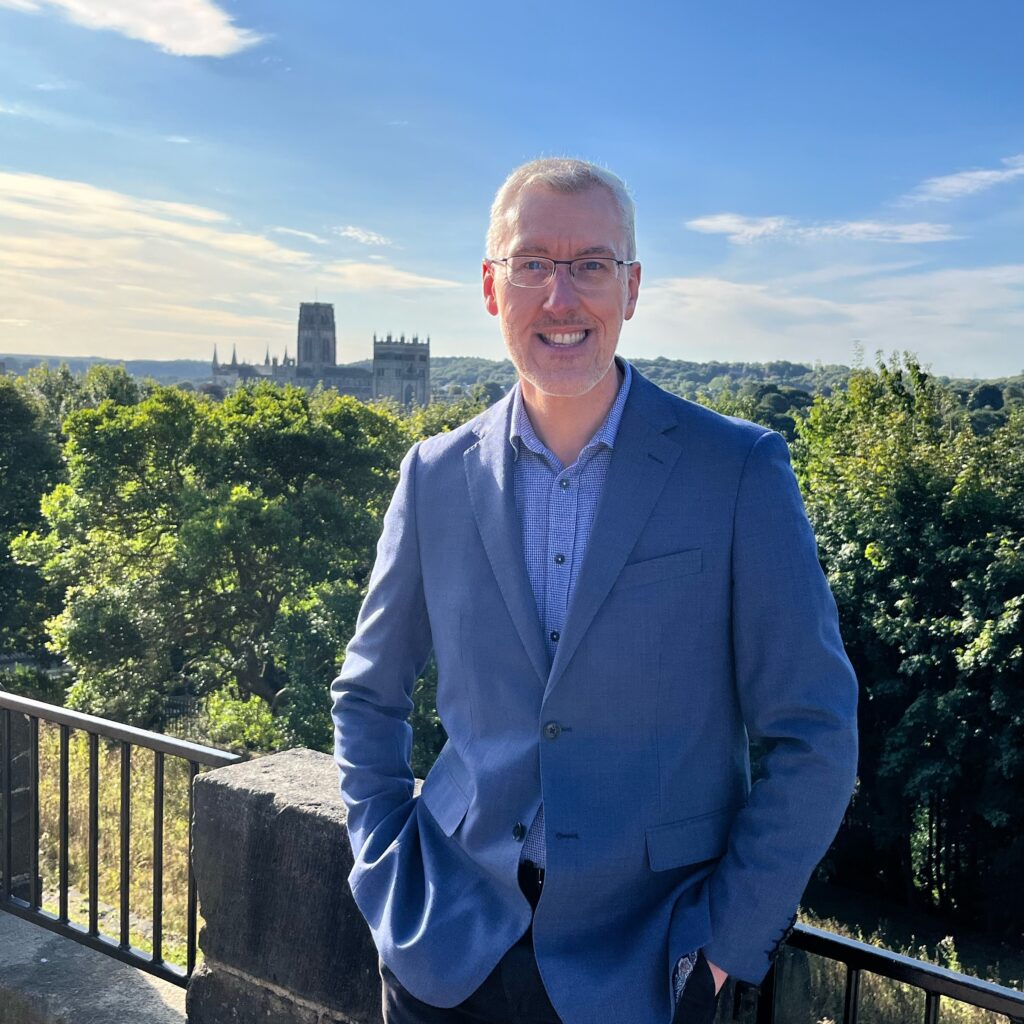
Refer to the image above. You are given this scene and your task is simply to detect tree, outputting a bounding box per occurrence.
[15,383,410,749]
[792,356,1024,934]
[0,379,62,659]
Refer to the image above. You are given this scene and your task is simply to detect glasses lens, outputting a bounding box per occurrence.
[506,256,554,287]
[571,258,618,289]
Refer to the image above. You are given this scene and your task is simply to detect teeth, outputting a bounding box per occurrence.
[541,330,587,345]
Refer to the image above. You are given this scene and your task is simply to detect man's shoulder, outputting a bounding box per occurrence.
[414,393,510,466]
[634,373,774,455]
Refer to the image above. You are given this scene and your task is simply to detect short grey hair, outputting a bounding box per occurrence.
[486,157,637,261]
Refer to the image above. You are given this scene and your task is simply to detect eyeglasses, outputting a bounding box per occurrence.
[488,255,637,291]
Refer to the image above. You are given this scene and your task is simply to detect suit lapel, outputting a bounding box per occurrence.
[546,374,682,696]
[464,394,550,686]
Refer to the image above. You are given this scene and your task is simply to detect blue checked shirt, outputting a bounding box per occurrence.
[510,360,633,867]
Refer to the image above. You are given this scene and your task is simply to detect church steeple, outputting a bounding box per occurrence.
[264,346,271,366]
[230,344,238,367]
[212,345,219,370]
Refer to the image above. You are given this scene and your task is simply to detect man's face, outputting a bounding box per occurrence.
[482,185,641,399]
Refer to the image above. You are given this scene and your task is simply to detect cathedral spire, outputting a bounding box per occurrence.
[230,344,238,367]
[212,345,219,370]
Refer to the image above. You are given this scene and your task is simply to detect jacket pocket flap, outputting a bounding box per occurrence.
[618,548,702,591]
[419,744,470,837]
[646,806,734,872]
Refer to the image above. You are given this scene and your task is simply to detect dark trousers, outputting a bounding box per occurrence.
[380,863,562,1024]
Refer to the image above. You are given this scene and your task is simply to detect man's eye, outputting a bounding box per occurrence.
[577,260,610,273]
[520,259,547,272]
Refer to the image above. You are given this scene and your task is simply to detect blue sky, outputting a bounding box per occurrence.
[1,0,1023,377]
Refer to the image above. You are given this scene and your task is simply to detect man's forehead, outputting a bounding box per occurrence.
[500,185,627,255]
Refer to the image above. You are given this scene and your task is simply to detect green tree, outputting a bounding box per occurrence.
[793,356,1024,934]
[15,383,409,749]
[0,379,62,659]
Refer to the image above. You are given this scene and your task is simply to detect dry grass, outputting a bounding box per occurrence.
[34,721,199,969]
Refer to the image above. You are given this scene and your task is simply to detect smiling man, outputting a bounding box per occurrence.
[331,158,858,1024]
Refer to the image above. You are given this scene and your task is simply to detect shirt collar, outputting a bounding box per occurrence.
[509,357,633,462]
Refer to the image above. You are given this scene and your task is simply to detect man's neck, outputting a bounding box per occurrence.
[520,362,623,468]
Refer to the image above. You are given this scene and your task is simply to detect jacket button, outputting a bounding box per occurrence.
[512,822,526,841]
[544,721,562,740]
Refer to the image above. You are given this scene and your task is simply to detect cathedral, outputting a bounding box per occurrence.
[211,302,431,407]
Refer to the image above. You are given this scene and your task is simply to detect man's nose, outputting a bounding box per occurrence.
[543,264,579,313]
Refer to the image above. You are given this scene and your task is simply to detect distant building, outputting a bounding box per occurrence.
[211,302,430,407]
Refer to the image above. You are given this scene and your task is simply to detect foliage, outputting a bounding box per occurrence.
[14,382,409,748]
[0,663,66,704]
[0,379,63,658]
[793,356,1024,936]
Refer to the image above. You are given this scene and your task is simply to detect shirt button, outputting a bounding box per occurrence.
[554,553,566,565]
[512,822,526,841]
[550,631,560,642]
[559,479,570,490]
[544,721,562,740]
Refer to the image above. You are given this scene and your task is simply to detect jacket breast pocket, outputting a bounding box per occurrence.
[617,547,702,591]
[419,743,471,837]
[646,805,735,872]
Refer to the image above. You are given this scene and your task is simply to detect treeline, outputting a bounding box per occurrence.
[1,357,1022,942]
[433,355,1024,440]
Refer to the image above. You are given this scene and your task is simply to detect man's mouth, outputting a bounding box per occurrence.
[537,329,589,347]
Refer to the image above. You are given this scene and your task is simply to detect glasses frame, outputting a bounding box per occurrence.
[487,255,638,289]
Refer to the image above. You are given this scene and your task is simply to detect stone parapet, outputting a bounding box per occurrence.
[186,747,382,1024]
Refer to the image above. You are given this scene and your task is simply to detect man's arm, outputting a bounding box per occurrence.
[684,430,859,984]
[331,443,433,869]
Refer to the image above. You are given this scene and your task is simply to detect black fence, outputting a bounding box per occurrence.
[748,923,1024,1023]
[0,690,243,987]
[2,690,1023,1018]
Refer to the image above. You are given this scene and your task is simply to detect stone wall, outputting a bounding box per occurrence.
[186,748,382,1024]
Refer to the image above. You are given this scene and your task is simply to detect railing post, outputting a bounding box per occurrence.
[0,704,33,902]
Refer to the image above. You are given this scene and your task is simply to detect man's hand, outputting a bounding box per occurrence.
[706,958,728,995]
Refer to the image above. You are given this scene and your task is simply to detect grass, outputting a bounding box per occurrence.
[33,720,198,969]
[772,907,1024,1024]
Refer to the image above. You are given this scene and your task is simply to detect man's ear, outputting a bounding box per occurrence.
[482,259,500,318]
[624,261,641,321]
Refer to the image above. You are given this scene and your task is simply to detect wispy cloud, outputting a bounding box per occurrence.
[34,79,74,91]
[334,225,393,246]
[0,0,262,57]
[324,262,458,290]
[0,172,311,267]
[686,212,958,245]
[907,154,1024,203]
[164,135,191,144]
[636,263,1024,376]
[0,171,465,362]
[272,226,328,245]
[686,214,788,244]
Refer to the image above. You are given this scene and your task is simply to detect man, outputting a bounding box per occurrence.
[331,158,858,1024]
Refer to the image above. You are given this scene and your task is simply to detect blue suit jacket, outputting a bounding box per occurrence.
[331,369,858,1024]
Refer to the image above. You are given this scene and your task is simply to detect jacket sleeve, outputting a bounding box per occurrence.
[331,442,433,873]
[697,430,859,983]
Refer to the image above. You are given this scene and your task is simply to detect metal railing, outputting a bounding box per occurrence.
[752,923,1024,1024]
[0,690,243,987]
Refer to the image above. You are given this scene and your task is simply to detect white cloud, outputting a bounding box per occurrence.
[34,79,74,90]
[0,170,469,363]
[0,172,308,264]
[686,213,789,243]
[272,226,327,245]
[0,0,261,57]
[686,212,958,245]
[324,262,459,291]
[164,135,191,144]
[634,264,1024,376]
[334,225,393,247]
[907,154,1024,203]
